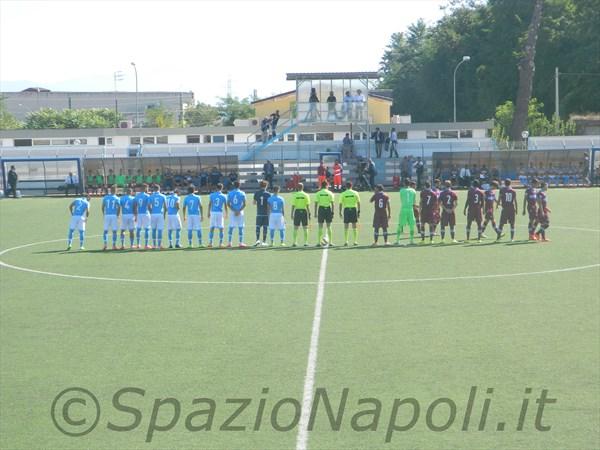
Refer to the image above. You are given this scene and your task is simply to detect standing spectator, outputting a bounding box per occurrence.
[317,161,327,188]
[260,116,270,143]
[353,89,365,121]
[64,171,80,196]
[305,87,320,121]
[414,157,425,189]
[459,165,471,188]
[342,133,354,159]
[450,165,459,186]
[371,127,384,158]
[333,160,343,191]
[367,158,377,189]
[407,155,415,180]
[6,165,18,198]
[389,128,399,158]
[384,134,390,155]
[479,164,489,185]
[263,160,275,188]
[326,91,338,121]
[343,90,353,121]
[270,110,280,139]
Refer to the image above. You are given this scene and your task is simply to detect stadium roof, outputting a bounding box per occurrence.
[286,72,380,80]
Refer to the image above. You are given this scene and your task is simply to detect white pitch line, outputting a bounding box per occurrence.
[296,248,329,450]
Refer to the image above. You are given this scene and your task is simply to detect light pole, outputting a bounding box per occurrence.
[130,62,139,127]
[113,71,124,128]
[453,55,470,122]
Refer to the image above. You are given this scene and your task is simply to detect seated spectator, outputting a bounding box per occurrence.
[342,133,354,159]
[209,167,223,187]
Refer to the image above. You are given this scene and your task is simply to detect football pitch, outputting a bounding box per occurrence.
[0,188,599,450]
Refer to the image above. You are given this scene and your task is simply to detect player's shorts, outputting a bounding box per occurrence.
[121,214,136,230]
[209,212,224,229]
[150,213,165,230]
[343,208,358,224]
[499,207,516,226]
[69,215,86,231]
[269,213,285,230]
[167,214,182,230]
[421,209,436,224]
[137,213,150,229]
[317,206,333,224]
[103,214,118,231]
[229,210,245,228]
[441,211,456,227]
[187,214,201,230]
[293,209,308,227]
[484,209,495,221]
[256,214,269,227]
[399,208,416,227]
[467,208,483,224]
[373,211,388,229]
[537,212,549,227]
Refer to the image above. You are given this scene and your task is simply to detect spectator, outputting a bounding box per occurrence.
[371,127,384,158]
[389,128,399,158]
[450,165,459,186]
[326,91,338,121]
[64,171,80,196]
[490,166,500,181]
[199,170,208,188]
[260,116,271,143]
[342,133,354,159]
[353,89,365,121]
[459,165,471,188]
[343,90,353,121]
[6,165,18,198]
[355,158,371,191]
[400,156,409,179]
[384,134,390,155]
[407,155,415,180]
[479,164,489,184]
[333,160,343,191]
[471,164,479,184]
[317,161,327,187]
[209,167,222,188]
[305,87,320,121]
[414,157,425,189]
[270,110,280,139]
[367,158,377,189]
[263,160,275,188]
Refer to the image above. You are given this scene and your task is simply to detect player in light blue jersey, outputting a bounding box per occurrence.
[207,183,228,248]
[166,189,182,248]
[119,187,137,249]
[267,185,286,246]
[102,186,121,250]
[148,185,167,249]
[67,194,91,250]
[226,181,247,248]
[134,184,151,249]
[183,185,203,247]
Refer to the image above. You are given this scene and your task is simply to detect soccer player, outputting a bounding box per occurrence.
[535,182,551,242]
[148,185,167,249]
[135,184,151,249]
[438,180,458,243]
[291,182,311,247]
[227,181,247,248]
[339,181,360,246]
[267,185,286,246]
[314,181,335,246]
[253,180,271,246]
[463,180,485,241]
[370,184,391,245]
[523,178,539,240]
[497,178,518,242]
[182,185,203,247]
[208,183,228,248]
[396,179,417,245]
[481,180,501,239]
[102,186,120,250]
[419,181,439,243]
[119,187,137,249]
[166,188,182,248]
[67,194,91,250]
[409,180,421,238]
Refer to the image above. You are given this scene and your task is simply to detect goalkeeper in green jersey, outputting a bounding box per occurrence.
[396,178,417,245]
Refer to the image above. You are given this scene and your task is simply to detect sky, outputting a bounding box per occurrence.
[0,0,448,104]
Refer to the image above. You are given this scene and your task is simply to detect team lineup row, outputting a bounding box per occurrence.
[65,178,552,250]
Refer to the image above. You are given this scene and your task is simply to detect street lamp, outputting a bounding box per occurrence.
[453,55,470,122]
[113,71,124,128]
[130,62,139,127]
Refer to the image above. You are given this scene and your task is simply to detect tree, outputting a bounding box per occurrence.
[24,108,122,129]
[184,102,220,127]
[144,103,176,128]
[0,97,21,129]
[510,0,544,142]
[216,96,255,126]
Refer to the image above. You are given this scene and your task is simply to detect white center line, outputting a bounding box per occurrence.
[296,247,329,450]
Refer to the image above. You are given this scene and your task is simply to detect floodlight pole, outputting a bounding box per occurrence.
[453,56,470,122]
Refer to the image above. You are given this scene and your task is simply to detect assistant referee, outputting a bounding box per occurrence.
[339,181,361,246]
[314,180,335,246]
[291,182,311,247]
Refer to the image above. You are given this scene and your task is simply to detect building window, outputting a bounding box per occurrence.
[69,138,87,145]
[33,139,51,146]
[51,139,69,145]
[398,131,408,140]
[316,132,334,141]
[143,136,156,144]
[227,134,234,143]
[426,130,439,139]
[203,135,212,144]
[460,130,473,138]
[440,130,459,139]
[286,134,295,142]
[98,137,113,145]
[187,135,200,144]
[14,139,32,147]
[130,137,141,145]
[156,136,168,144]
[212,135,225,144]
[299,133,315,141]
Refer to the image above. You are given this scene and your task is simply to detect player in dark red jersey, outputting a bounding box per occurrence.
[463,180,485,241]
[481,180,502,238]
[497,178,518,241]
[522,178,539,240]
[438,180,458,243]
[409,180,421,238]
[535,182,551,242]
[370,184,392,245]
[419,181,439,243]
